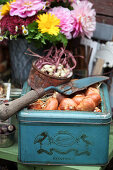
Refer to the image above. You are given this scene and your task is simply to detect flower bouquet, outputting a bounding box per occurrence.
[0,0,96,86]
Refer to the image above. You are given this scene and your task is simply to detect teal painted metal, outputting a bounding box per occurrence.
[18,82,112,165]
[44,76,109,95]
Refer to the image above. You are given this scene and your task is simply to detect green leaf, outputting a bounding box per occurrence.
[33,33,42,40]
[0,0,10,5]
[27,21,38,33]
[56,33,68,47]
[41,38,46,44]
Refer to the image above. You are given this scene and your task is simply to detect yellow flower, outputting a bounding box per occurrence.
[1,2,10,16]
[1,0,15,16]
[36,13,60,36]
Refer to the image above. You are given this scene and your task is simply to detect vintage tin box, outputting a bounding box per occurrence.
[18,82,112,165]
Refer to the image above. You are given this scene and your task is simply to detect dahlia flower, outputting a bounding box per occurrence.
[10,0,46,18]
[48,6,74,39]
[46,0,76,3]
[71,0,96,38]
[36,13,60,35]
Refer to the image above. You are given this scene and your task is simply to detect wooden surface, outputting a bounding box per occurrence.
[90,0,113,16]
[89,0,113,25]
[92,58,105,76]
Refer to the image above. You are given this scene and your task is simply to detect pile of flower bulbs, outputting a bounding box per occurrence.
[40,64,71,77]
[26,46,83,78]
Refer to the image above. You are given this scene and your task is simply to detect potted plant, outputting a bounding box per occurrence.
[0,0,96,87]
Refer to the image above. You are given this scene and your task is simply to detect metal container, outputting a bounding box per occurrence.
[0,130,15,148]
[18,82,112,165]
[28,61,73,89]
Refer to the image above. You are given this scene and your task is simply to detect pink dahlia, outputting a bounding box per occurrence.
[10,0,46,18]
[46,0,77,4]
[47,0,77,3]
[71,0,96,38]
[48,7,74,39]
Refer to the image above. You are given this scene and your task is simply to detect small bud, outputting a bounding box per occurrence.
[0,35,4,42]
[1,125,8,133]
[7,125,15,132]
[15,26,18,32]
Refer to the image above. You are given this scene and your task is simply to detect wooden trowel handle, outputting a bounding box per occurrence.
[0,88,45,121]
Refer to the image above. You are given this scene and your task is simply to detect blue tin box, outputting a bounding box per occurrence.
[18,82,112,165]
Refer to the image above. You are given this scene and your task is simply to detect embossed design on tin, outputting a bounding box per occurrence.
[34,131,91,156]
[53,131,76,147]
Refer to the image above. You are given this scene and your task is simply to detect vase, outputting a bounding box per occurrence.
[9,38,44,87]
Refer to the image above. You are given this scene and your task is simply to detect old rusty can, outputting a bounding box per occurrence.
[28,60,73,89]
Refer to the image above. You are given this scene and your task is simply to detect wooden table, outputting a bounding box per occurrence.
[0,115,113,170]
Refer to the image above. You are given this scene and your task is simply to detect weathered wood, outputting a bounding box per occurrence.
[90,0,113,17]
[96,15,113,25]
[0,88,45,121]
[89,0,113,25]
[92,58,105,76]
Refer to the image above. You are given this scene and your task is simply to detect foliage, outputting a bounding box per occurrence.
[26,21,68,48]
[0,0,9,5]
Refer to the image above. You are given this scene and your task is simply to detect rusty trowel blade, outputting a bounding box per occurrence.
[56,76,109,95]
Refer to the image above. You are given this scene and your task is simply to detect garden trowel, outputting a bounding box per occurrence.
[0,76,109,121]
